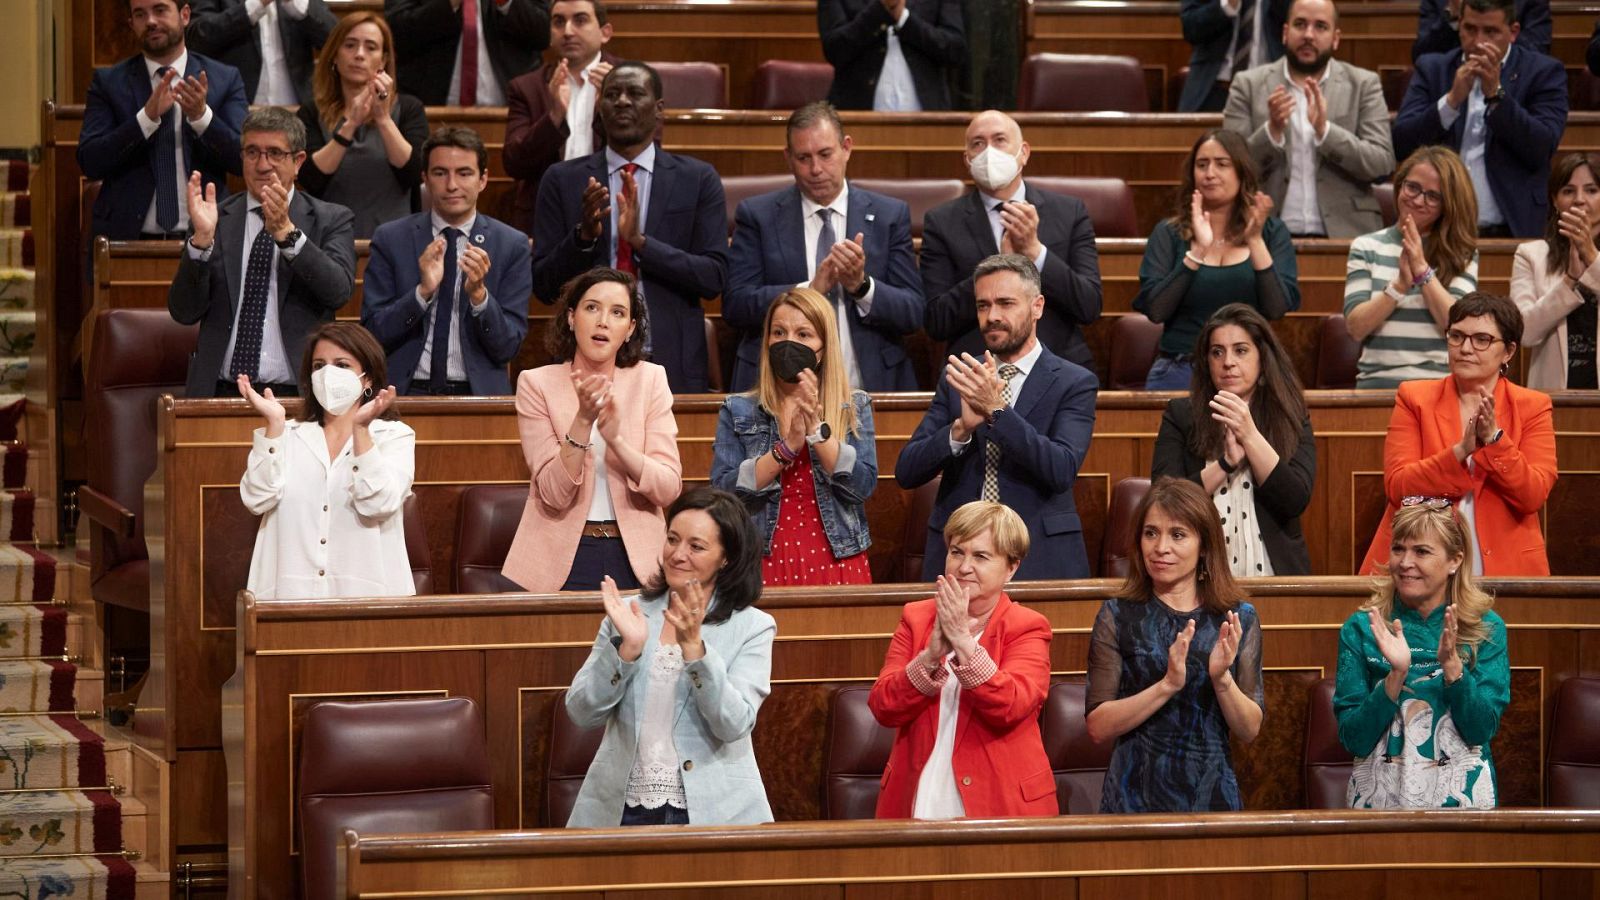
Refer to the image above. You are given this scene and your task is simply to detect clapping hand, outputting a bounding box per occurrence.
[946,352,1001,441]
[998,201,1043,259]
[352,385,397,426]
[823,234,868,295]
[345,81,376,127]
[1399,214,1428,284]
[1303,78,1328,138]
[578,177,610,243]
[237,374,286,436]
[933,574,976,661]
[185,172,218,247]
[549,58,573,118]
[617,167,644,250]
[1558,205,1599,274]
[372,72,396,119]
[1208,389,1260,446]
[1437,604,1463,684]
[144,67,178,121]
[1266,85,1295,142]
[1163,619,1196,692]
[664,576,709,658]
[459,245,491,307]
[1241,191,1274,241]
[1471,384,1498,447]
[572,371,610,426]
[1208,610,1243,684]
[1189,189,1214,249]
[1368,607,1412,674]
[171,70,210,121]
[417,235,447,299]
[258,172,293,239]
[600,575,647,661]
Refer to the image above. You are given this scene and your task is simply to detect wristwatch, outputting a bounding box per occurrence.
[1486,85,1506,107]
[849,276,872,299]
[805,421,832,445]
[274,228,302,250]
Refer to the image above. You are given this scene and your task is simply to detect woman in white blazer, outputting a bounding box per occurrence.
[1512,152,1600,391]
[563,487,776,827]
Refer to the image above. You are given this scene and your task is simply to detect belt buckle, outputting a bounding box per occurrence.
[593,522,614,539]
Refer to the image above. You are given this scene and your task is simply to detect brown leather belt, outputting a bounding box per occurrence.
[582,520,621,539]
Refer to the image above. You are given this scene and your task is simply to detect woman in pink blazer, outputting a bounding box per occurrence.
[1510,152,1600,392]
[502,269,683,593]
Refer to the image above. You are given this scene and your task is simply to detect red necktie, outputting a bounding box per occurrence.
[460,0,479,106]
[614,162,639,275]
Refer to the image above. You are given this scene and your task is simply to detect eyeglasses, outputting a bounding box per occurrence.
[1399,179,1444,209]
[243,147,294,163]
[1445,329,1505,351]
[1401,496,1451,509]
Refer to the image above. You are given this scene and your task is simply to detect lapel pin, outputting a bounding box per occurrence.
[866,213,876,222]
[474,233,485,244]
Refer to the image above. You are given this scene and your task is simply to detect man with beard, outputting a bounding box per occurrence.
[80,0,249,243]
[896,254,1098,581]
[531,62,727,393]
[1223,0,1394,238]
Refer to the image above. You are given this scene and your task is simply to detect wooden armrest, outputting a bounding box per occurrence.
[78,486,137,540]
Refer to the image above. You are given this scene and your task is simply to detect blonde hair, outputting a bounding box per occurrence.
[1364,503,1497,662]
[943,501,1030,565]
[313,12,398,132]
[751,288,860,437]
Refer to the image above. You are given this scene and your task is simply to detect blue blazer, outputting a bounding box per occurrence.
[1392,46,1568,239]
[78,52,247,240]
[724,184,925,392]
[894,345,1098,581]
[1177,0,1288,112]
[532,147,728,393]
[564,595,776,827]
[360,211,532,395]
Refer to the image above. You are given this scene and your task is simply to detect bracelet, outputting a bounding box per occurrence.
[330,118,354,147]
[1383,282,1406,303]
[1217,455,1237,475]
[772,439,799,465]
[1412,266,1435,288]
[563,432,593,451]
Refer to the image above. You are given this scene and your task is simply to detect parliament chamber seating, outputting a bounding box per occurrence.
[1374,181,1397,226]
[1381,67,1413,112]
[454,484,529,594]
[1314,313,1361,389]
[1041,680,1113,815]
[648,60,729,109]
[1026,175,1139,238]
[1303,677,1353,809]
[1571,67,1600,112]
[751,60,834,110]
[296,697,494,900]
[403,494,434,595]
[820,686,895,820]
[851,178,967,240]
[722,174,795,234]
[1099,477,1149,579]
[1018,53,1150,113]
[1105,313,1162,390]
[1547,676,1600,808]
[887,475,942,584]
[544,691,606,828]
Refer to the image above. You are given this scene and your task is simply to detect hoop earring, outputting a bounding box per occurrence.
[1498,360,1510,376]
[362,387,374,401]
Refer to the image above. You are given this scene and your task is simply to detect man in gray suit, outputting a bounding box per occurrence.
[1222,0,1394,237]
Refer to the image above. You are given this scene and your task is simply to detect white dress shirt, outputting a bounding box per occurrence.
[799,183,876,389]
[412,210,491,383]
[447,0,511,106]
[1270,60,1331,236]
[1437,45,1510,228]
[873,7,922,111]
[136,51,214,234]
[948,335,1044,455]
[563,55,602,160]
[977,182,1050,270]
[1219,0,1269,81]
[246,0,309,105]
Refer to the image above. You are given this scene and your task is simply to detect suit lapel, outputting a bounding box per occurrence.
[775,186,807,281]
[845,185,873,253]
[275,192,314,306]
[644,147,673,238]
[1011,348,1058,420]
[963,191,1000,256]
[181,55,204,173]
[589,151,614,250]
[218,193,248,312]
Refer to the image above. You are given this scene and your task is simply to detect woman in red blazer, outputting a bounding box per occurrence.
[1360,292,1558,576]
[869,501,1056,820]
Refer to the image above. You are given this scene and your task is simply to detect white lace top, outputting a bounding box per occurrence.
[624,642,688,810]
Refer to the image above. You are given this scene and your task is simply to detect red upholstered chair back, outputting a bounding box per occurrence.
[454,484,530,594]
[1549,676,1600,807]
[851,178,966,240]
[821,686,896,819]
[403,493,433,595]
[544,690,606,826]
[1571,67,1600,111]
[1381,67,1412,111]
[722,174,796,236]
[1025,176,1140,238]
[1106,314,1163,391]
[1314,314,1361,389]
[897,475,942,583]
[1040,680,1113,814]
[1304,677,1352,808]
[1018,54,1149,112]
[297,698,493,900]
[649,61,728,108]
[1100,477,1150,578]
[1373,182,1397,227]
[751,60,834,110]
[703,318,725,392]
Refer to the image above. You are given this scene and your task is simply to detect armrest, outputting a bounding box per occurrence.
[79,486,137,540]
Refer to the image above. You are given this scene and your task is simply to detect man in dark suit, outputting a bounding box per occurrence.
[503,0,619,235]
[896,254,1097,581]
[532,62,727,393]
[817,0,966,111]
[921,109,1101,376]
[168,106,356,398]
[79,0,249,243]
[724,102,925,393]
[185,0,338,106]
[1178,0,1289,112]
[362,126,532,396]
[384,0,549,106]
[1412,0,1550,59]
[1392,0,1567,238]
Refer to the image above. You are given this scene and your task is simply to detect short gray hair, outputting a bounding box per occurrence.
[242,106,306,154]
[973,253,1041,296]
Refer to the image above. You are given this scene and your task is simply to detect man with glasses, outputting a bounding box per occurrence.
[168,106,356,398]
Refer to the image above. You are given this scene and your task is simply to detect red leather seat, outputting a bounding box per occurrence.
[1374,182,1396,227]
[722,174,795,236]
[1106,314,1163,391]
[851,178,966,241]
[820,685,896,819]
[455,484,529,594]
[896,475,942,583]
[703,318,724,392]
[1380,67,1412,111]
[298,698,492,900]
[1549,676,1600,807]
[1040,680,1113,814]
[1315,313,1361,390]
[1024,176,1140,238]
[544,690,606,826]
[1018,54,1149,112]
[1100,477,1150,578]
[648,61,727,108]
[1303,677,1352,808]
[751,60,834,110]
[1571,66,1600,111]
[402,493,434,594]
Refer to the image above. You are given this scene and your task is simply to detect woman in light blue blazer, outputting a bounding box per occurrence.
[564,486,776,827]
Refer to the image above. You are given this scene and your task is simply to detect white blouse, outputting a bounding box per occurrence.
[240,418,417,600]
[624,643,688,810]
[1214,468,1274,578]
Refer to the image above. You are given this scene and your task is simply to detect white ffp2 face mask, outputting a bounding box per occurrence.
[968,145,1022,193]
[311,365,365,416]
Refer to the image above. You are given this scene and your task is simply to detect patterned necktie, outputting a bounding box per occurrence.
[1233,0,1256,76]
[981,364,1022,503]
[815,207,839,302]
[155,65,180,232]
[229,208,275,381]
[459,0,479,105]
[614,162,640,275]
[431,226,461,391]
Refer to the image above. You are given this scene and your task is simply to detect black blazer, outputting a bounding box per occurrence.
[167,190,357,397]
[185,0,338,105]
[920,184,1103,376]
[384,0,549,106]
[817,0,965,110]
[1151,397,1316,575]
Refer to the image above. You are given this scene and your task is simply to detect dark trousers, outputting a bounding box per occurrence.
[620,804,689,826]
[560,535,640,592]
[405,379,474,396]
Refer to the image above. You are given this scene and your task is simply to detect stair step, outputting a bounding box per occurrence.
[0,311,34,357]
[0,270,32,310]
[0,790,122,857]
[0,231,31,270]
[132,860,168,900]
[0,194,29,230]
[0,489,36,543]
[0,715,106,791]
[0,603,68,660]
[0,854,136,899]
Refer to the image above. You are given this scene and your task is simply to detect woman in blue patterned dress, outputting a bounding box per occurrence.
[1085,476,1265,812]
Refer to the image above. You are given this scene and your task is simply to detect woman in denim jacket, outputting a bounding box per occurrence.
[711,287,877,585]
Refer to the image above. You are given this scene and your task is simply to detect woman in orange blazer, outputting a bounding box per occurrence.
[869,501,1057,820]
[1360,292,1558,577]
[502,269,683,593]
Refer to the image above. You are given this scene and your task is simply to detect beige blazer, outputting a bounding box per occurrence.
[1223,58,1395,238]
[1511,240,1600,392]
[501,361,683,593]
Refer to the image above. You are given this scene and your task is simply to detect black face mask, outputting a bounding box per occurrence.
[768,340,819,383]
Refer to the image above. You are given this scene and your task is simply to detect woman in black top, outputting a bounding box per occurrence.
[1151,303,1316,576]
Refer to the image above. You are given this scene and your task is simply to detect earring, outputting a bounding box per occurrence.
[362,386,374,400]
[1197,560,1208,582]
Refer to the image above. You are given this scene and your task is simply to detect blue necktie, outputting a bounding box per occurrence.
[155,65,180,232]
[229,208,275,381]
[430,227,461,391]
[815,208,839,304]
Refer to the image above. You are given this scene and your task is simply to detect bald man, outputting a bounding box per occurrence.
[920,110,1102,376]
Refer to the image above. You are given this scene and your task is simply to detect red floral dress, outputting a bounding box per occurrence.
[761,452,871,586]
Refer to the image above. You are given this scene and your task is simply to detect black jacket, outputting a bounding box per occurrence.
[186,0,338,105]
[384,0,549,105]
[818,0,965,110]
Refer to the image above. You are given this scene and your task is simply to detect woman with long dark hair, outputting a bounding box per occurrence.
[1512,151,1600,391]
